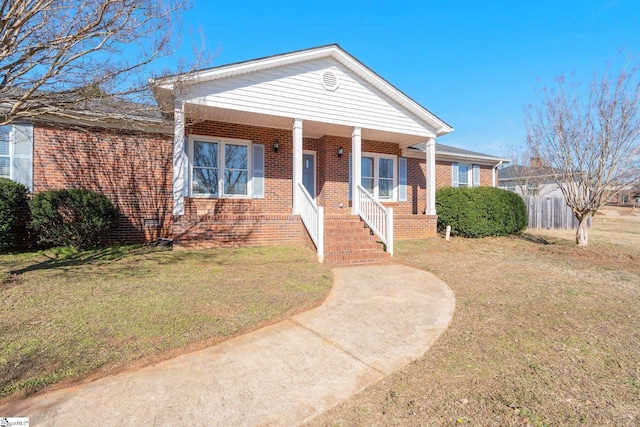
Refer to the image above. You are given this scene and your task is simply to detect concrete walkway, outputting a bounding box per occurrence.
[0,263,455,426]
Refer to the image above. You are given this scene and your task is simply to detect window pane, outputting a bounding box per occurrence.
[192,167,218,195]
[362,177,374,194]
[458,165,469,187]
[225,170,248,195]
[194,141,217,168]
[379,178,393,198]
[225,144,248,170]
[0,126,9,152]
[379,158,393,179]
[0,157,10,177]
[361,157,374,178]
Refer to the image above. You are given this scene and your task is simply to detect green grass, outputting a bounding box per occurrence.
[0,244,331,399]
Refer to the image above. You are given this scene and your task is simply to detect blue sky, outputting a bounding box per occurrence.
[170,0,640,156]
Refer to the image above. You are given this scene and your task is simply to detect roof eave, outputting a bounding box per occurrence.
[402,147,509,165]
[437,151,510,163]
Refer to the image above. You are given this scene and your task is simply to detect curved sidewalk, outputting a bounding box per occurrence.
[0,263,455,426]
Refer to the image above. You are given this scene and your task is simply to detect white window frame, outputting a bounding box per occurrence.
[0,124,33,191]
[457,163,472,187]
[188,135,253,199]
[361,152,397,202]
[454,163,481,188]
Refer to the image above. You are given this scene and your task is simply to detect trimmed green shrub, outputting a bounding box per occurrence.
[0,177,30,252]
[30,188,119,249]
[436,186,527,238]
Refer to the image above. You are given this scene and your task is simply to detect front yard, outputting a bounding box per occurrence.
[0,244,332,401]
[2,209,639,426]
[310,210,640,426]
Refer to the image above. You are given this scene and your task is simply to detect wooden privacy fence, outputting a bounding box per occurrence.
[523,196,590,230]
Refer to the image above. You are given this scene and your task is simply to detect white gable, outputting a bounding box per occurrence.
[180,57,437,138]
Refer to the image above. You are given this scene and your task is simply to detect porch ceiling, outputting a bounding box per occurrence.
[184,104,429,148]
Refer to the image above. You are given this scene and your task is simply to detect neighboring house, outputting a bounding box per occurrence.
[606,185,640,206]
[497,163,567,197]
[2,44,505,263]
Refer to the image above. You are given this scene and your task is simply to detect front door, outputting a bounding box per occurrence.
[302,152,315,198]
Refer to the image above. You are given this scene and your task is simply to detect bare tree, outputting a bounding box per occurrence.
[526,62,640,246]
[0,0,195,126]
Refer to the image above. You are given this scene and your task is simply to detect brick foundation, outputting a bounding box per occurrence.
[173,213,308,250]
[394,214,438,239]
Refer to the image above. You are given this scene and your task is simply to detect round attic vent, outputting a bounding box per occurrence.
[321,70,339,91]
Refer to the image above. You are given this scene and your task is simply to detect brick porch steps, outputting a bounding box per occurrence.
[323,215,391,266]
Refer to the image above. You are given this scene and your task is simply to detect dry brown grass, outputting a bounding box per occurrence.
[310,209,640,426]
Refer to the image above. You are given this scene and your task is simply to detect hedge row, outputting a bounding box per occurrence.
[0,179,119,252]
[436,186,527,238]
[0,178,30,252]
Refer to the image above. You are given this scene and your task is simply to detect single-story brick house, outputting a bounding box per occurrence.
[1,44,507,263]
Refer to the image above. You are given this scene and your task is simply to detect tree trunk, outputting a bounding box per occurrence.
[575,213,591,246]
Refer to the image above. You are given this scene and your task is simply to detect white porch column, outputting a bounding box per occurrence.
[351,127,362,215]
[426,137,436,216]
[292,118,303,215]
[173,101,186,215]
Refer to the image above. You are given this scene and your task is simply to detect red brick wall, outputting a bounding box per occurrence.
[33,123,173,243]
[173,212,309,250]
[30,118,501,248]
[395,215,438,239]
[480,165,493,186]
[436,160,453,188]
[317,135,351,214]
[31,118,497,247]
[177,121,442,244]
[185,120,294,215]
[435,161,495,188]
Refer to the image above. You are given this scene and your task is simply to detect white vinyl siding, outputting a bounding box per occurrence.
[188,136,261,198]
[182,58,436,138]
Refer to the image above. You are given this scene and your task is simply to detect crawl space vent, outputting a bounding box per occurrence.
[321,71,339,91]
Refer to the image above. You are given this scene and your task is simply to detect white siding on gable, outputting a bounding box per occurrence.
[182,58,436,138]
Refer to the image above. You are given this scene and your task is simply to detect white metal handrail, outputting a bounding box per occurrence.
[297,182,324,262]
[356,184,393,256]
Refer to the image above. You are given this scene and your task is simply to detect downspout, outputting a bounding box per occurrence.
[492,160,503,187]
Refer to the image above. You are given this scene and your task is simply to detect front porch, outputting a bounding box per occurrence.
[170,119,440,263]
[152,45,453,262]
